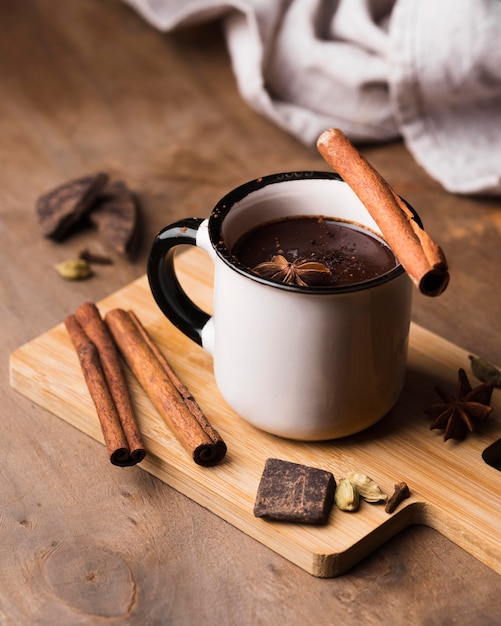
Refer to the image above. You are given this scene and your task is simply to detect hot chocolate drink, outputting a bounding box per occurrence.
[231,215,398,287]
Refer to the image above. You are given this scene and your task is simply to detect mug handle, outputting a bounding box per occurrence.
[147,217,215,353]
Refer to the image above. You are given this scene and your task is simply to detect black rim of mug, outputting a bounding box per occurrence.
[208,171,420,294]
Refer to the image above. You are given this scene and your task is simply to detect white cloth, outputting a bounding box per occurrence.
[124,0,501,195]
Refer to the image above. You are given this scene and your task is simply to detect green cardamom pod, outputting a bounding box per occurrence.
[344,471,387,503]
[334,477,360,512]
[54,259,92,280]
[469,355,501,388]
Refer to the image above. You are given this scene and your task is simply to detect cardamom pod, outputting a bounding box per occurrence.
[334,477,360,512]
[344,471,387,503]
[469,355,501,388]
[54,259,92,280]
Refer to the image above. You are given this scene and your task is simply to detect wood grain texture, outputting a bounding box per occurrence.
[10,247,501,577]
[2,0,501,623]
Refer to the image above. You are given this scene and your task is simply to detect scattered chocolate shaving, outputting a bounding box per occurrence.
[79,248,113,265]
[36,173,109,240]
[254,458,336,524]
[89,181,141,259]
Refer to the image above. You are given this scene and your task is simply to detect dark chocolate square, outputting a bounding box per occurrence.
[253,458,336,524]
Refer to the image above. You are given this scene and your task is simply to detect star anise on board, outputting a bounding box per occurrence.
[252,255,332,287]
[425,368,494,441]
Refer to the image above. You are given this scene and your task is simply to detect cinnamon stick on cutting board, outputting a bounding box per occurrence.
[64,314,139,466]
[126,309,227,461]
[74,302,145,464]
[105,308,227,467]
[317,128,449,297]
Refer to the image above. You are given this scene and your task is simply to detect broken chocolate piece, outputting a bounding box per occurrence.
[254,458,336,524]
[89,180,141,259]
[37,172,109,240]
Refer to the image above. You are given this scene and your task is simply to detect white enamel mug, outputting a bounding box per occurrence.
[148,172,414,440]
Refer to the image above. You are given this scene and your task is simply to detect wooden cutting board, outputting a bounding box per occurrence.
[9,247,501,578]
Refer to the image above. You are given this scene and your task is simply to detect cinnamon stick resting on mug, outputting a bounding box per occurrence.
[105,308,227,466]
[64,311,146,466]
[317,128,449,297]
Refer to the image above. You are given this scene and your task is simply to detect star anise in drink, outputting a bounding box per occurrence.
[425,367,494,441]
[252,255,332,287]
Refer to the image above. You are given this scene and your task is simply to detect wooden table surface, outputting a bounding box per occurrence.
[2,1,501,624]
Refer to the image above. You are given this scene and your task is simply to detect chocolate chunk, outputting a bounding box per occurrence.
[254,458,336,524]
[36,172,109,240]
[89,180,141,259]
